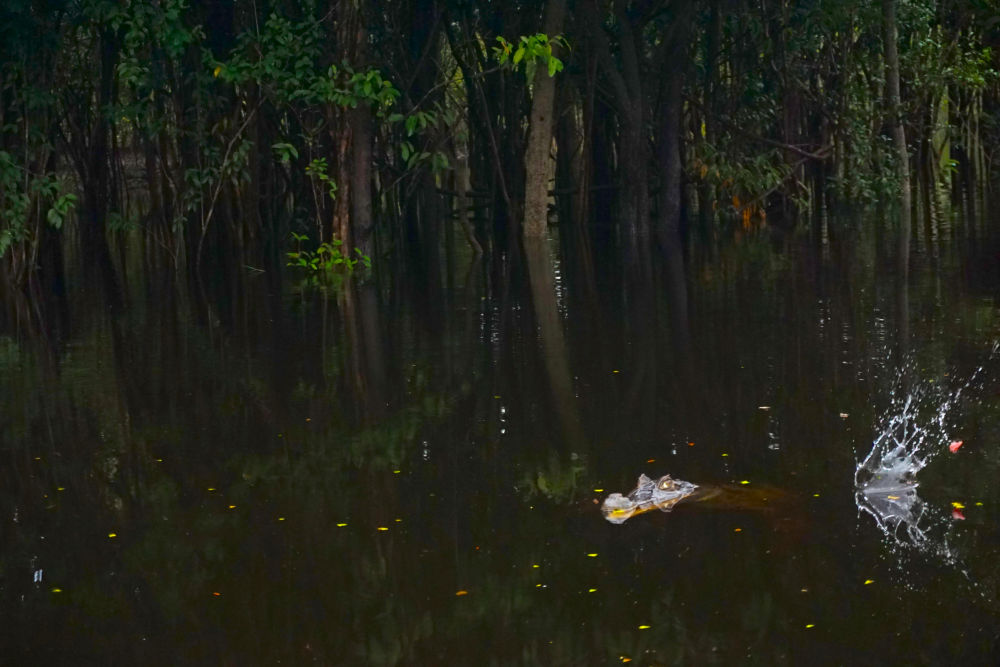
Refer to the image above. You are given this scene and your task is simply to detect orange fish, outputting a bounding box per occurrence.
[948,440,964,453]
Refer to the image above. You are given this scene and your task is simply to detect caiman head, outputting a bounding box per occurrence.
[601,473,699,524]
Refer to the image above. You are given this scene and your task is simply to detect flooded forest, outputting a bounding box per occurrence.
[5,0,1000,664]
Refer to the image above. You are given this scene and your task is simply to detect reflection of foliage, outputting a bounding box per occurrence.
[519,451,587,504]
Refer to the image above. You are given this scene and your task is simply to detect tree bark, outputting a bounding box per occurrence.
[883,0,911,263]
[654,1,694,255]
[523,0,567,238]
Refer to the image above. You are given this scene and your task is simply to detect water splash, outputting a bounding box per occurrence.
[854,350,994,564]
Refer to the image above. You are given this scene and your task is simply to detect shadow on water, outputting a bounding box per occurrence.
[6,208,1000,663]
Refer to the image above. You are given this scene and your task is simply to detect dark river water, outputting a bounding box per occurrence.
[5,211,1000,665]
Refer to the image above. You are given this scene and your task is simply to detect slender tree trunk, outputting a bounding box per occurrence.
[883,0,911,265]
[524,238,585,446]
[884,0,910,360]
[523,0,567,238]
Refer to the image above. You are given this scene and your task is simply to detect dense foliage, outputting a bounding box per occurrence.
[1,0,998,326]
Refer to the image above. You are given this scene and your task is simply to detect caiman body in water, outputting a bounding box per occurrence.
[601,473,787,524]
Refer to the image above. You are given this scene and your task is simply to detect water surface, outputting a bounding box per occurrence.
[4,214,1000,664]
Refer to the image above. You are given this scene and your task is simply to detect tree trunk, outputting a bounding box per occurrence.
[655,2,693,255]
[883,0,911,259]
[350,102,374,258]
[522,0,567,238]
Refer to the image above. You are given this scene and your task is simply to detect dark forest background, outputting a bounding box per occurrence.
[1,0,998,345]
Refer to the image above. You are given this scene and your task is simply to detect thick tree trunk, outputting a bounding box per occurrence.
[350,103,374,258]
[81,28,123,312]
[522,0,567,238]
[654,2,693,254]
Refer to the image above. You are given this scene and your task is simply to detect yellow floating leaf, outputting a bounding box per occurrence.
[51,588,62,593]
[976,502,984,506]
[806,624,815,629]
[740,480,750,485]
[207,487,216,492]
[813,494,820,498]
[393,470,401,474]
[336,523,348,527]
[586,553,598,558]
[887,495,899,500]
[864,579,874,585]
[213,66,221,77]
[377,526,389,531]
[394,518,402,522]
[721,453,729,457]
[278,517,285,521]
[612,370,620,374]
[532,564,540,568]
[593,488,604,493]
[455,590,468,596]
[952,502,965,509]
[493,395,501,399]
[734,528,742,532]
[622,659,632,664]
[638,625,651,630]
[56,487,65,491]
[228,505,236,509]
[108,533,117,538]
[535,583,542,588]
[588,588,597,593]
